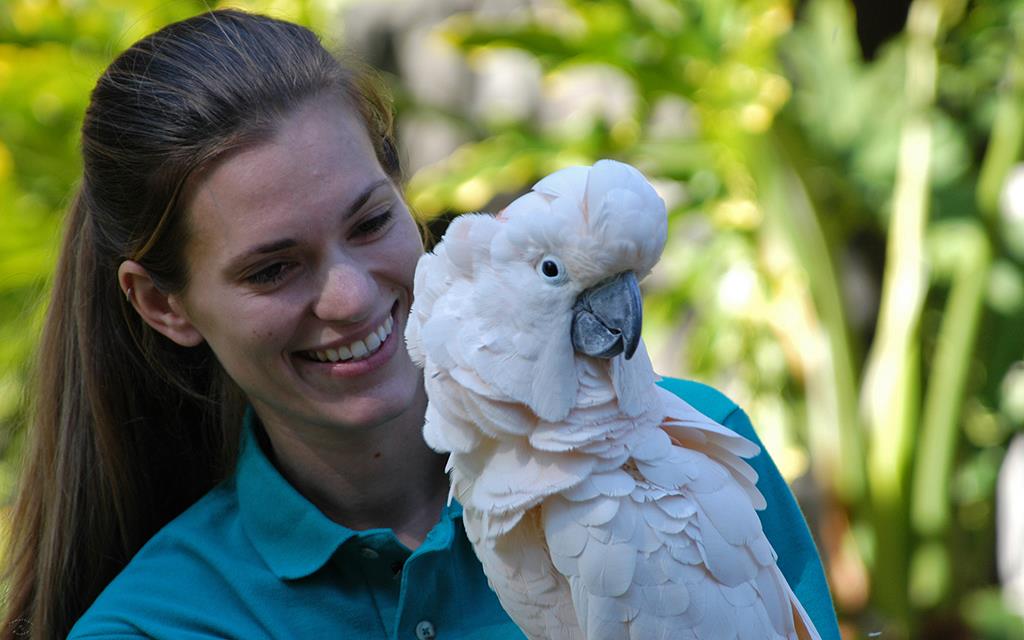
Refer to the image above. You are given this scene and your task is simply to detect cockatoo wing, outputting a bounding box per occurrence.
[465,508,584,640]
[655,386,767,510]
[537,402,822,640]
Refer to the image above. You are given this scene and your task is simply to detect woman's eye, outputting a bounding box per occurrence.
[354,210,393,237]
[246,262,291,285]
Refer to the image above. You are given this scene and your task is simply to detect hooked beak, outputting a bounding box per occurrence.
[570,271,642,360]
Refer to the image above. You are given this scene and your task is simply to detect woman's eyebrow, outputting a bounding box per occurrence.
[223,178,392,276]
[345,178,391,218]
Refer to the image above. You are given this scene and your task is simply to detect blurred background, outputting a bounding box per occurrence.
[2,0,1024,636]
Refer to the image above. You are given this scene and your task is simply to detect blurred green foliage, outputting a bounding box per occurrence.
[3,0,1024,637]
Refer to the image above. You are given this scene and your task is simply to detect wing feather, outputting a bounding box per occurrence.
[468,508,583,640]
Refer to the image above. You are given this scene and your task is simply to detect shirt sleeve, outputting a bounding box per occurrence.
[721,405,842,640]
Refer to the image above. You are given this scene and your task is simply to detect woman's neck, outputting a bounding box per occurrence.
[256,385,450,550]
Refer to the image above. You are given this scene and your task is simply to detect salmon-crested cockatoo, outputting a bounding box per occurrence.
[405,160,821,640]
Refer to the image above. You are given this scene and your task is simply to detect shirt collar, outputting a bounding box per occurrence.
[236,409,357,580]
[234,409,465,580]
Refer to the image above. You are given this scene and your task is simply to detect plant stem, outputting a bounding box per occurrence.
[909,220,991,608]
[755,130,866,504]
[860,0,944,621]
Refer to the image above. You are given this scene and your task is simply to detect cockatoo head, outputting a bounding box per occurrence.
[408,159,667,422]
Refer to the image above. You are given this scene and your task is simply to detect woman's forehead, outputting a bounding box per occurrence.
[184,100,391,254]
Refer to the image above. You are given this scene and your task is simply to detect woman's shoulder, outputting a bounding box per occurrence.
[655,375,766,445]
[656,375,799,524]
[655,376,741,422]
[67,480,262,639]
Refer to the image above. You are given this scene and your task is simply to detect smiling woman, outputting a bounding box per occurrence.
[129,97,426,437]
[0,10,522,640]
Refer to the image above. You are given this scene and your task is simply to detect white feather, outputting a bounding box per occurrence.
[591,470,636,497]
[533,165,590,202]
[639,582,690,617]
[572,496,621,527]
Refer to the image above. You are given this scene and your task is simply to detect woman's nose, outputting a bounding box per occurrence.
[311,256,376,324]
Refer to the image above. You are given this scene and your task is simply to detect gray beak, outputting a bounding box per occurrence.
[570,271,642,360]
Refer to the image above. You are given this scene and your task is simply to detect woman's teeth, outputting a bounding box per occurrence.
[307,316,394,363]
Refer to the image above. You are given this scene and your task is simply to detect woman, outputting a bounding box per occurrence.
[2,9,840,640]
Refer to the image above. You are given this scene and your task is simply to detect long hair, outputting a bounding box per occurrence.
[2,10,401,639]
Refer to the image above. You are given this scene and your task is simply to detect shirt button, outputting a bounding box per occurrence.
[415,620,436,639]
[359,547,379,560]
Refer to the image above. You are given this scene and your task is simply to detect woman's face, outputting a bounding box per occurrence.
[176,96,425,438]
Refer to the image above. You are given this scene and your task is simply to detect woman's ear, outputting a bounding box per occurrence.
[118,261,204,347]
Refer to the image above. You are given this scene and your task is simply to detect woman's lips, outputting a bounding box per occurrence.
[297,302,402,378]
[305,314,394,363]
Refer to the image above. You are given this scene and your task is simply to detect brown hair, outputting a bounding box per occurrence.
[2,10,400,639]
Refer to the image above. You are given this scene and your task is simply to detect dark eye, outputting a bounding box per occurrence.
[246,262,292,286]
[354,210,393,237]
[536,255,568,284]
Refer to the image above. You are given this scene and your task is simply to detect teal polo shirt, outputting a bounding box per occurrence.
[69,378,840,639]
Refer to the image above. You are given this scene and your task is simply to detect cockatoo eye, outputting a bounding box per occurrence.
[536,256,568,284]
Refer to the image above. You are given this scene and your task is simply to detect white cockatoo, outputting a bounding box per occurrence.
[405,160,821,640]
